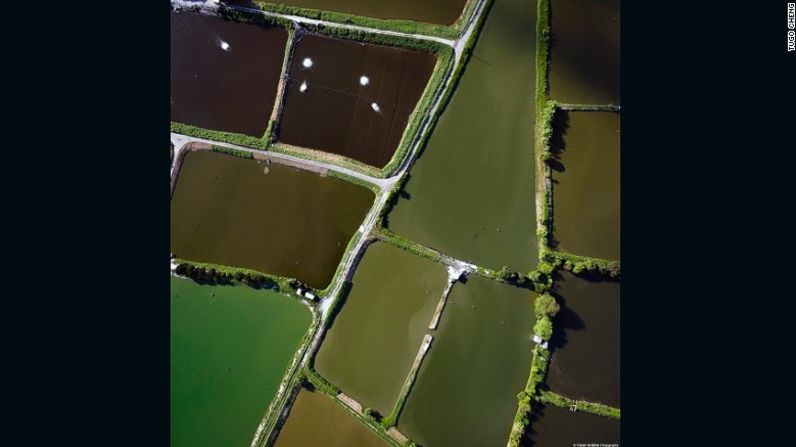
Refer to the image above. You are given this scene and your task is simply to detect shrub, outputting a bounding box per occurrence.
[534,294,560,318]
[363,407,381,422]
[534,316,553,339]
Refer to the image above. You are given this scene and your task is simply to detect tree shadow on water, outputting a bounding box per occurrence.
[549,109,570,162]
[548,271,586,352]
[521,403,551,446]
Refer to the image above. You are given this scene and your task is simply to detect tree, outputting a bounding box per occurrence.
[498,265,515,281]
[534,294,560,318]
[534,316,554,340]
[363,407,381,422]
[233,271,244,281]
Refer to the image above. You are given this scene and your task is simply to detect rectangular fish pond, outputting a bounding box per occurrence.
[551,111,620,261]
[277,33,438,169]
[274,389,387,447]
[314,242,449,416]
[170,150,374,289]
[386,0,539,271]
[546,270,620,408]
[549,0,620,104]
[171,10,287,137]
[171,276,312,447]
[396,275,537,447]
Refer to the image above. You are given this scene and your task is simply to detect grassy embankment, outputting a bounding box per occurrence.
[557,103,621,112]
[538,390,620,419]
[236,0,482,40]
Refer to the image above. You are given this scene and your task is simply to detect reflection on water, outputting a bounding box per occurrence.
[171,11,287,137]
[278,34,436,168]
[522,403,619,446]
[547,271,620,408]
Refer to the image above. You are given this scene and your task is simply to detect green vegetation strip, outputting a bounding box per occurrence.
[172,258,308,294]
[265,27,298,144]
[171,122,270,150]
[380,334,432,429]
[507,345,550,446]
[556,103,621,112]
[373,227,527,286]
[210,144,253,159]
[538,390,620,419]
[236,0,481,40]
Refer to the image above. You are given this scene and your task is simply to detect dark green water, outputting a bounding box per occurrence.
[552,111,620,261]
[547,271,620,408]
[171,277,311,447]
[240,0,467,25]
[275,389,386,447]
[549,0,620,104]
[397,275,536,447]
[170,151,374,289]
[388,0,538,272]
[315,242,448,415]
[522,403,620,446]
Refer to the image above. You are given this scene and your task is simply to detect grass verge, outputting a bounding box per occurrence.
[232,0,481,40]
[538,390,621,419]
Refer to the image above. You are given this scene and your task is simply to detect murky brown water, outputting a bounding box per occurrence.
[522,403,619,446]
[552,111,620,261]
[170,151,374,289]
[549,0,620,104]
[547,271,620,408]
[231,0,467,26]
[171,11,287,137]
[278,34,437,168]
[275,389,386,447]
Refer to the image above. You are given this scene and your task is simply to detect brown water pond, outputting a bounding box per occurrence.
[551,111,620,261]
[171,11,287,137]
[550,0,620,104]
[274,389,386,447]
[229,0,467,26]
[278,34,437,168]
[547,271,620,408]
[522,403,620,446]
[170,150,374,289]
